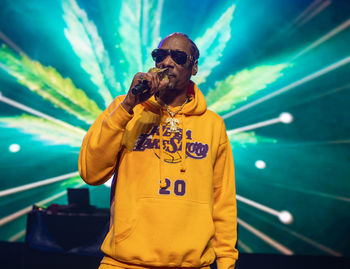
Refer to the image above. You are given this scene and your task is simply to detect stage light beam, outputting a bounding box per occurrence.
[237,240,253,253]
[0,182,85,227]
[241,205,342,256]
[292,18,350,60]
[296,0,331,27]
[238,218,294,255]
[0,171,79,198]
[236,194,294,225]
[8,230,25,242]
[227,112,293,135]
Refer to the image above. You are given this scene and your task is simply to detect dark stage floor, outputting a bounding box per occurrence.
[1,241,350,269]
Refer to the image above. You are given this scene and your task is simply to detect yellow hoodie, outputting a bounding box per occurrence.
[79,82,238,269]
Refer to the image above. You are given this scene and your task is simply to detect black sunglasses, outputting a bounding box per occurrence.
[151,49,193,65]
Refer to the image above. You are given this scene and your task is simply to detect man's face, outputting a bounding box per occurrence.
[156,35,196,91]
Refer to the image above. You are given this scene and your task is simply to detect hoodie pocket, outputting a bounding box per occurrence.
[115,198,215,267]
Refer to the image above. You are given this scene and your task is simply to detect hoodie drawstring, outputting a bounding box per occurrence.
[159,109,188,188]
[159,109,167,188]
[180,113,186,173]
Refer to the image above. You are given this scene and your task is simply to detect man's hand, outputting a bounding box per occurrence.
[121,72,168,114]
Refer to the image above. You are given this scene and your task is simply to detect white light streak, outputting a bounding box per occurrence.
[307,84,350,102]
[329,140,350,145]
[296,0,331,27]
[273,223,343,256]
[0,182,85,227]
[266,0,324,46]
[0,92,86,135]
[243,202,342,256]
[236,194,293,224]
[222,56,350,119]
[237,240,253,253]
[257,179,350,203]
[0,31,26,55]
[238,218,294,255]
[292,18,350,60]
[227,112,293,135]
[291,0,322,26]
[9,144,20,153]
[8,230,26,242]
[0,171,79,198]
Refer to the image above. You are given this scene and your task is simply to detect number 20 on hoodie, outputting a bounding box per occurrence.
[159,178,186,196]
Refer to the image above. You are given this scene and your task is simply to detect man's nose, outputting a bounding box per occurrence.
[159,54,175,68]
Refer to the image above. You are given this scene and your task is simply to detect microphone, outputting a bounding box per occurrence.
[131,67,169,95]
[131,79,149,95]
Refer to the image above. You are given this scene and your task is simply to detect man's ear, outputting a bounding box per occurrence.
[192,60,198,76]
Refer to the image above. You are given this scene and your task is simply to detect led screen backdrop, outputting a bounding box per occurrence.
[0,0,349,256]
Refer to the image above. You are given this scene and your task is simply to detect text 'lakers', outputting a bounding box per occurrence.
[133,126,209,162]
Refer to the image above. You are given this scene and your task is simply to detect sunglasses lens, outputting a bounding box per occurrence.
[171,51,187,65]
[151,49,188,65]
[152,49,167,63]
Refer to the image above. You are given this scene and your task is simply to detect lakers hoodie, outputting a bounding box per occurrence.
[79,82,238,269]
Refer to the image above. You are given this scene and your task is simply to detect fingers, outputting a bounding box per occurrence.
[149,73,160,95]
[137,72,163,95]
[126,71,168,110]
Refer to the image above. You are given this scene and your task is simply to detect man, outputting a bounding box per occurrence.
[79,33,238,269]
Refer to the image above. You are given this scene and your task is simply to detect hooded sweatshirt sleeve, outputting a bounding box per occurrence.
[79,96,133,185]
[212,120,239,269]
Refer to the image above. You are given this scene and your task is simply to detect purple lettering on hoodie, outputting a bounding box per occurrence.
[162,125,171,137]
[153,139,160,149]
[133,134,149,151]
[165,138,178,153]
[186,130,192,140]
[133,126,209,160]
[186,142,209,159]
